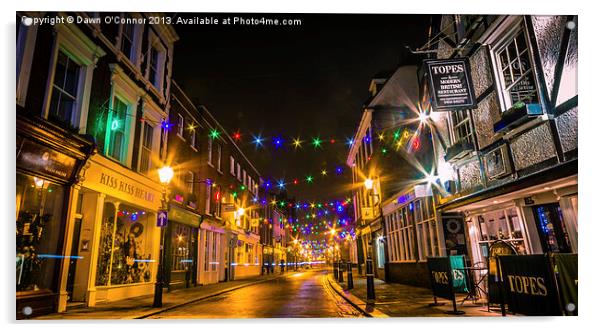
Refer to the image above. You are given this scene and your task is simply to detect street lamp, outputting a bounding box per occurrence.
[153,165,173,308]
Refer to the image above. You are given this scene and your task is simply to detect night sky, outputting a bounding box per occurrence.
[171,13,431,202]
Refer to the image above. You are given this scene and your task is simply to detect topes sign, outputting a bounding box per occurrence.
[498,255,562,315]
[424,58,477,111]
[427,257,454,301]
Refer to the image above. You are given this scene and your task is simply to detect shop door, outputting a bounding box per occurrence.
[66,217,82,301]
[533,203,572,253]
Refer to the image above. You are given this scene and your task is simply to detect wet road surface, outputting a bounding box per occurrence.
[146,269,363,319]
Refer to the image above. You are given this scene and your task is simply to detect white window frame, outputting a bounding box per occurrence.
[205,184,212,215]
[103,65,142,167]
[488,18,542,113]
[216,143,222,173]
[176,113,184,139]
[237,163,241,181]
[138,97,163,175]
[243,170,247,187]
[190,127,197,150]
[116,13,143,68]
[207,136,214,167]
[42,24,105,133]
[448,109,475,145]
[146,31,167,94]
[230,156,235,175]
[186,171,195,194]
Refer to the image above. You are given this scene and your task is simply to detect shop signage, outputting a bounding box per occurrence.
[99,172,156,203]
[450,255,468,293]
[157,210,168,227]
[554,253,578,315]
[427,257,454,301]
[168,206,201,228]
[424,58,477,111]
[223,203,236,212]
[16,138,77,182]
[498,255,562,315]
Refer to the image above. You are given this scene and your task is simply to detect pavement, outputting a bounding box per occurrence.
[33,269,304,320]
[328,268,503,317]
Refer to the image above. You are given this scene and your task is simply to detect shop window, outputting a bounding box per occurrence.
[475,207,527,255]
[96,203,154,286]
[170,223,192,272]
[211,233,219,271]
[493,25,541,111]
[16,174,65,293]
[138,122,154,174]
[48,51,82,127]
[533,203,572,253]
[107,96,130,163]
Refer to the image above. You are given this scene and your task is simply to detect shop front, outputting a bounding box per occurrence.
[165,205,201,290]
[231,230,261,279]
[443,175,578,289]
[16,115,95,318]
[67,154,163,307]
[198,221,225,285]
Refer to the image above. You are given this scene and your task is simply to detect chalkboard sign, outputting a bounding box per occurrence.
[427,257,454,301]
[424,58,477,111]
[554,253,578,316]
[498,255,562,316]
[487,240,517,305]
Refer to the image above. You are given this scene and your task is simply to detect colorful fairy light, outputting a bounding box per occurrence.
[209,129,220,139]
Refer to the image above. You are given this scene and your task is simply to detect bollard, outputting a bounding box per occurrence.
[366,254,376,303]
[347,261,354,289]
[338,260,344,282]
[333,259,338,278]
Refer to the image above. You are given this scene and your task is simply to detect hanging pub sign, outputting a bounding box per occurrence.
[498,255,562,316]
[424,58,477,111]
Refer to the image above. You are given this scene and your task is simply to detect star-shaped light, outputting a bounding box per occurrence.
[321,169,327,176]
[292,138,302,148]
[306,175,313,183]
[209,129,220,139]
[312,137,322,148]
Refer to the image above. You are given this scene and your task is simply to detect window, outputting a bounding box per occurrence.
[494,25,540,110]
[216,144,222,172]
[176,114,184,137]
[230,156,235,175]
[205,184,212,215]
[203,231,211,272]
[190,127,196,149]
[237,163,241,181]
[120,17,135,62]
[186,171,194,194]
[450,109,474,145]
[107,97,129,162]
[49,51,81,126]
[207,137,213,166]
[149,46,159,87]
[17,14,38,106]
[243,170,247,187]
[247,175,252,191]
[475,207,527,255]
[138,122,154,174]
[170,223,192,272]
[214,185,222,218]
[16,174,65,292]
[95,203,153,286]
[147,33,166,92]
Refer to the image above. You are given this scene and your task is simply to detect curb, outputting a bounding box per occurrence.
[133,271,298,319]
[326,275,389,318]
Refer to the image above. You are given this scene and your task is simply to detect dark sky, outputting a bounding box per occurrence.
[171,13,431,202]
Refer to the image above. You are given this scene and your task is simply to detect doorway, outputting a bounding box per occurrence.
[532,203,572,253]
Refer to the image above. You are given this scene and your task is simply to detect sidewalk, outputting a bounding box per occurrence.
[33,270,297,320]
[328,269,502,317]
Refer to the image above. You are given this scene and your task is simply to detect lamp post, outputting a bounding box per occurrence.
[153,165,173,308]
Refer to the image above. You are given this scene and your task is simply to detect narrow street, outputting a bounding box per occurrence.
[145,269,362,319]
